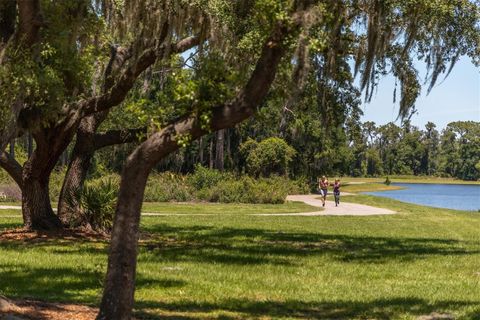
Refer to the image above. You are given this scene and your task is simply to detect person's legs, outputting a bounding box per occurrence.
[321,189,327,206]
[319,189,325,205]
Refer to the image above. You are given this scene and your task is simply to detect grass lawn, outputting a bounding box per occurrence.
[141,201,318,214]
[1,200,479,319]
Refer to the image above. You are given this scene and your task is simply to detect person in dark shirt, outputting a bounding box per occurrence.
[333,179,340,206]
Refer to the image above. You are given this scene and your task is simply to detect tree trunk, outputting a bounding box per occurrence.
[27,133,33,157]
[225,129,232,170]
[19,126,79,231]
[96,157,151,320]
[209,137,214,169]
[57,113,100,227]
[21,167,62,230]
[9,139,14,159]
[199,137,204,165]
[57,149,93,227]
[215,129,225,171]
[60,149,68,167]
[58,117,147,228]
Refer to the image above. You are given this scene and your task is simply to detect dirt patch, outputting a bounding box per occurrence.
[0,228,108,243]
[417,312,455,320]
[0,296,98,320]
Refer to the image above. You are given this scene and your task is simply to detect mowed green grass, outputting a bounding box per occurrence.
[0,200,479,319]
[141,201,318,214]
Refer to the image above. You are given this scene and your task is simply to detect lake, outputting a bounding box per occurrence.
[364,183,480,211]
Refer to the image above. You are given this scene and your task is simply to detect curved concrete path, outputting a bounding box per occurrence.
[0,195,395,217]
[271,194,396,216]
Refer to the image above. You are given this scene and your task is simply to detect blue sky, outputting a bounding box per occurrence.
[360,58,480,130]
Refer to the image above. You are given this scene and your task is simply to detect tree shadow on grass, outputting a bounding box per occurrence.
[2,220,477,268]
[139,224,480,265]
[0,221,22,231]
[0,223,479,313]
[134,297,480,320]
[0,262,186,305]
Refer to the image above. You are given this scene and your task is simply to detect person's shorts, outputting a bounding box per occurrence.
[320,189,328,197]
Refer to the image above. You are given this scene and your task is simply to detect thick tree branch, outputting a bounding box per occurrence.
[129,19,298,167]
[16,0,43,47]
[0,151,23,189]
[77,35,202,117]
[94,127,147,150]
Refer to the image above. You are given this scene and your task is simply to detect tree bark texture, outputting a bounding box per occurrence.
[9,139,15,159]
[58,36,198,228]
[22,173,61,230]
[27,134,33,157]
[16,0,43,47]
[21,155,62,230]
[57,114,102,227]
[17,127,77,230]
[209,138,214,169]
[57,147,95,227]
[58,116,145,227]
[0,151,23,188]
[96,155,151,320]
[199,137,204,165]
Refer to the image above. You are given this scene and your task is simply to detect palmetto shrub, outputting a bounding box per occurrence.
[144,172,195,202]
[80,177,119,232]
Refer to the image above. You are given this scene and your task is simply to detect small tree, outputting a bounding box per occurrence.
[242,137,296,177]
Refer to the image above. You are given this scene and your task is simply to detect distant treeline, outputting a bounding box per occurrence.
[5,120,480,182]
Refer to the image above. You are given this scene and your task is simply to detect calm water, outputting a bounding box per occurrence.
[364,183,480,211]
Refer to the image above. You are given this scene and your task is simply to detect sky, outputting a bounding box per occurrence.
[359,57,480,130]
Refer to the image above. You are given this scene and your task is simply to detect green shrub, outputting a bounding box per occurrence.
[248,178,287,204]
[242,137,296,177]
[188,164,226,190]
[0,169,13,184]
[80,177,119,232]
[144,172,195,202]
[197,175,308,204]
[200,178,249,203]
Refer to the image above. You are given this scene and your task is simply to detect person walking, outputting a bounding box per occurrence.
[318,175,328,207]
[333,178,341,206]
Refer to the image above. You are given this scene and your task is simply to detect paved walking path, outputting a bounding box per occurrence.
[275,194,396,216]
[0,195,395,217]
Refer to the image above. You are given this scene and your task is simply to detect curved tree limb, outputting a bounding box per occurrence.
[0,151,23,190]
[76,35,202,118]
[57,34,202,225]
[93,127,147,150]
[16,0,44,47]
